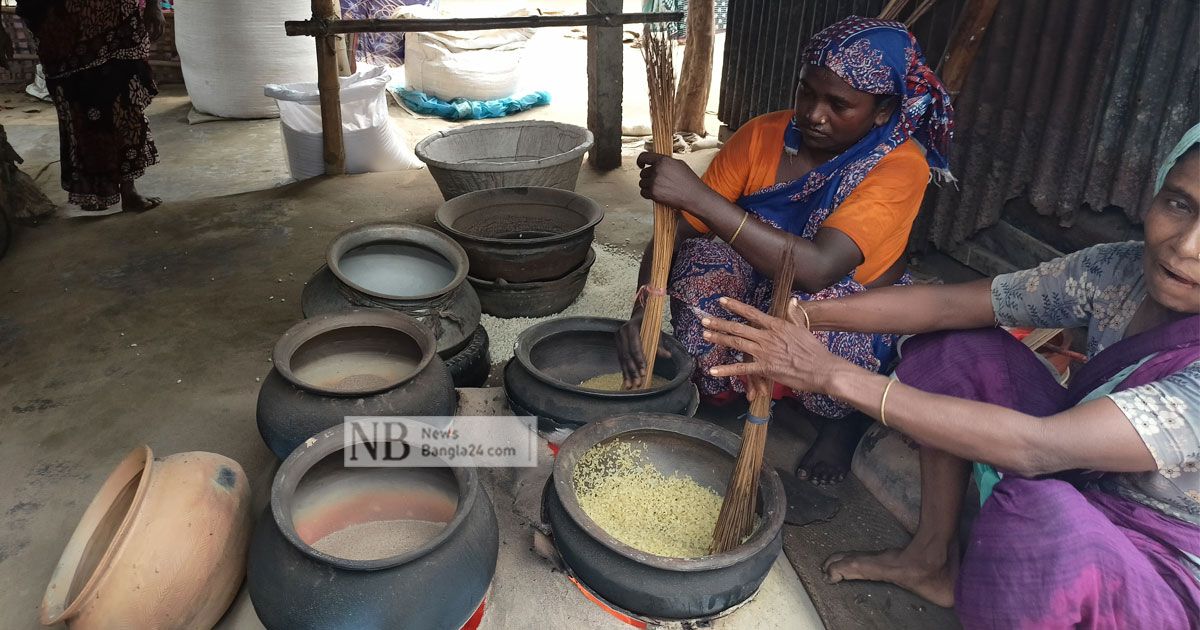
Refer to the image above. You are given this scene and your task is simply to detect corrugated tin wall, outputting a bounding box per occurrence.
[717,0,964,130]
[718,0,1200,252]
[919,0,1200,250]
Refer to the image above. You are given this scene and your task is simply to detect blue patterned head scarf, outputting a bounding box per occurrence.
[784,16,955,182]
[1156,123,1200,195]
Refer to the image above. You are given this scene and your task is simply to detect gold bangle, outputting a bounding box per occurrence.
[880,379,896,427]
[796,302,811,329]
[729,212,749,244]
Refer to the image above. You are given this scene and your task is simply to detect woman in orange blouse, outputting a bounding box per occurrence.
[616,17,955,483]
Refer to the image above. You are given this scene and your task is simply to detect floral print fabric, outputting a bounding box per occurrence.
[992,241,1199,523]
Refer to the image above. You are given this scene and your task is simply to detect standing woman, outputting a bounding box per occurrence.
[17,0,165,213]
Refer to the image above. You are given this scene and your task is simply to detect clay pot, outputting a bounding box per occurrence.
[469,247,596,318]
[300,222,491,387]
[303,223,483,358]
[503,317,698,431]
[41,446,252,629]
[544,413,785,619]
[434,186,604,283]
[247,427,499,629]
[256,310,457,460]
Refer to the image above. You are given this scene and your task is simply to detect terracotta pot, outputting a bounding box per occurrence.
[41,446,253,629]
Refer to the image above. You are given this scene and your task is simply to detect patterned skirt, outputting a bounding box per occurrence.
[668,237,907,419]
[46,59,159,209]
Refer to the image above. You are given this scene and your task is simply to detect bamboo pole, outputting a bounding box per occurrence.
[674,0,715,134]
[285,12,684,37]
[637,26,677,390]
[312,0,345,175]
[937,0,1001,97]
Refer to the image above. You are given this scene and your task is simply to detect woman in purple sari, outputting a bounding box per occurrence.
[699,124,1200,628]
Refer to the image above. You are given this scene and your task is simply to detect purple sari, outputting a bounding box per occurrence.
[894,318,1200,629]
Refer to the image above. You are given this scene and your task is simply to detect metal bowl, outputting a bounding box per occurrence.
[435,187,604,283]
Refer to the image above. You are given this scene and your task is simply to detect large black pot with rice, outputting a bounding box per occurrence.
[502,317,699,432]
[542,413,785,619]
[247,426,499,629]
[256,311,456,460]
[301,222,490,387]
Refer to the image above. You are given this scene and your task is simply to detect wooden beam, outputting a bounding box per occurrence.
[937,0,1001,97]
[312,0,345,175]
[586,0,624,171]
[285,12,685,37]
[674,0,715,134]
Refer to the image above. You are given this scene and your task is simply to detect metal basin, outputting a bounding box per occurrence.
[435,187,604,283]
[545,413,785,619]
[503,317,697,428]
[415,120,594,200]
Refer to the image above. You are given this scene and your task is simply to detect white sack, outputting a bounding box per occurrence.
[399,6,534,102]
[264,66,423,181]
[175,0,317,119]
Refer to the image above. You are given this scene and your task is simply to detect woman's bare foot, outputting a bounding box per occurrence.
[822,547,957,608]
[795,413,870,484]
[120,182,162,213]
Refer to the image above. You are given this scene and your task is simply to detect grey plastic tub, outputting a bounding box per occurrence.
[415,121,594,200]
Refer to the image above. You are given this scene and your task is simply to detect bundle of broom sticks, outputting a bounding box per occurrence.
[711,249,797,554]
[636,24,679,390]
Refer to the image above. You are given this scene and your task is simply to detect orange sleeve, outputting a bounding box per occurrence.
[821,141,930,284]
[679,121,758,234]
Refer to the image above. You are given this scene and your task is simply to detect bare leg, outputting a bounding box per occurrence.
[822,445,968,608]
[795,412,871,484]
[120,180,161,212]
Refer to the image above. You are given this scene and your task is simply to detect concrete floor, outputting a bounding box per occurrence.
[0,9,955,628]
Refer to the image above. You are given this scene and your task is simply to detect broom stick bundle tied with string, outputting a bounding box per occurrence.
[710,248,797,554]
[636,23,679,390]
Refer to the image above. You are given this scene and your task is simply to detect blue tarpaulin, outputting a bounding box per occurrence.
[392,88,551,121]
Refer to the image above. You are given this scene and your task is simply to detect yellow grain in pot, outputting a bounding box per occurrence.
[572,440,724,558]
[578,372,670,391]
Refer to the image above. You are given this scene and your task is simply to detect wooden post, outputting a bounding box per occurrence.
[586,0,623,171]
[938,0,1001,98]
[313,0,345,175]
[674,0,714,134]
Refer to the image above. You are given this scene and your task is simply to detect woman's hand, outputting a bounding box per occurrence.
[637,152,707,211]
[701,296,852,395]
[615,306,672,389]
[144,3,166,43]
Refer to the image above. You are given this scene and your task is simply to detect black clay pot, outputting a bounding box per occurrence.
[544,413,785,620]
[435,186,604,283]
[256,311,456,460]
[300,223,482,360]
[503,317,698,429]
[247,427,499,630]
[469,247,595,318]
